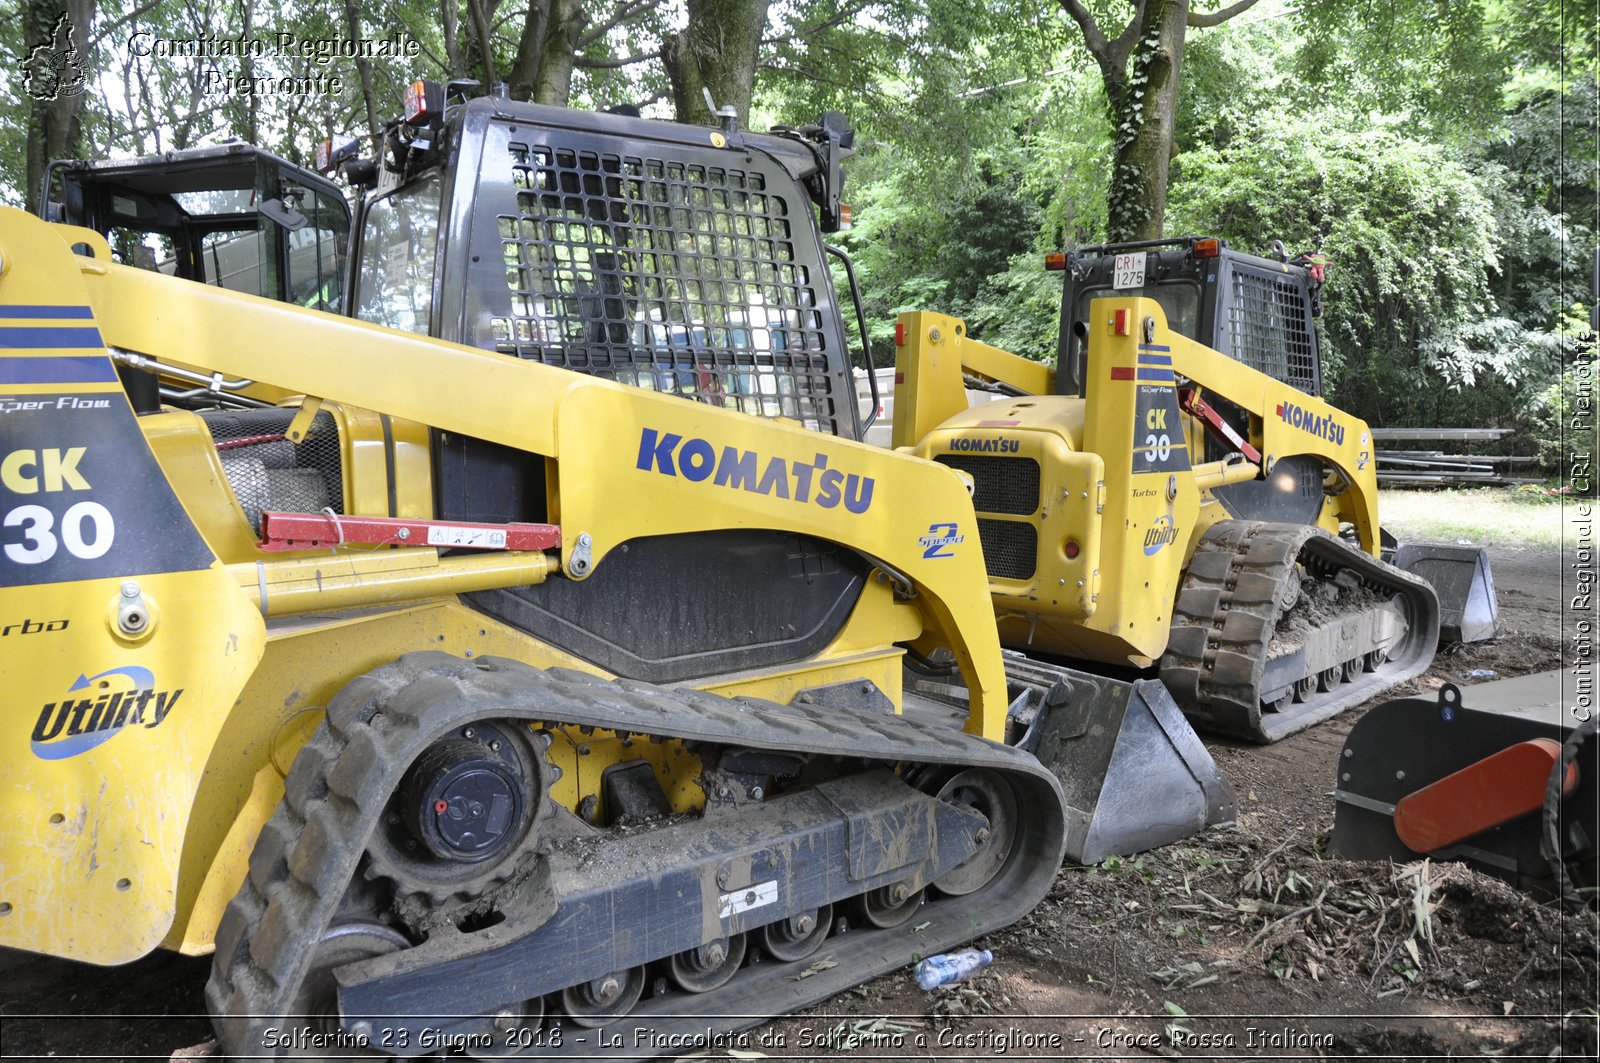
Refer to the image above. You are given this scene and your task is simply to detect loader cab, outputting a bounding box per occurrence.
[1055,236,1323,398]
[346,92,863,433]
[43,145,350,312]
[1055,236,1328,525]
[344,89,866,526]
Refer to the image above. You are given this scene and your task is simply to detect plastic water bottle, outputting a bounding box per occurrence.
[914,948,993,990]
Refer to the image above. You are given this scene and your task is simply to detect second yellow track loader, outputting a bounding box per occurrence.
[893,237,1462,742]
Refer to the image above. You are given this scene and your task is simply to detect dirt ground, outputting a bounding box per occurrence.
[1,543,1593,1061]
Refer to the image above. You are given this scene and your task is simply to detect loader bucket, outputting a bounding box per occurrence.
[1029,671,1237,864]
[1330,672,1598,900]
[1392,542,1499,644]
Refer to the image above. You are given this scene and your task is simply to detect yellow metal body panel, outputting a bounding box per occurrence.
[0,212,267,964]
[891,311,1053,449]
[551,385,1007,739]
[57,214,1005,732]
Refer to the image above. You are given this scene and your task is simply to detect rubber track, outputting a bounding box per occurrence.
[1160,521,1440,743]
[205,652,1067,1060]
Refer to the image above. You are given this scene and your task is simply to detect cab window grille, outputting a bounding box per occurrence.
[483,136,841,433]
[1226,270,1317,394]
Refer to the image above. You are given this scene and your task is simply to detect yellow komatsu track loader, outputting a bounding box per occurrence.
[0,92,1231,1060]
[891,235,1487,743]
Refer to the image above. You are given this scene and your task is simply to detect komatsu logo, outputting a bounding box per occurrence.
[1143,515,1180,556]
[947,437,1020,454]
[636,428,875,514]
[30,665,184,760]
[1277,402,1346,446]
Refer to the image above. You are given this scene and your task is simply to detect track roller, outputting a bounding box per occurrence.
[561,966,646,1028]
[759,905,832,962]
[856,882,923,928]
[667,934,747,993]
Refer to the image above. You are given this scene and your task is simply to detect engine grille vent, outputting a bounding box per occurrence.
[935,455,1041,516]
[976,518,1037,581]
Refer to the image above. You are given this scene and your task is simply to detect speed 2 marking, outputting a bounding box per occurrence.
[918,522,966,559]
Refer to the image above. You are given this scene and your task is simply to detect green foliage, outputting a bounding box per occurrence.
[836,144,1050,363]
[0,1,1590,477]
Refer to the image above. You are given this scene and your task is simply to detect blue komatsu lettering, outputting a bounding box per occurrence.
[815,467,844,508]
[637,427,874,513]
[843,474,874,514]
[757,456,791,498]
[714,447,758,489]
[793,453,827,502]
[637,428,682,474]
[1279,402,1346,446]
[678,438,716,481]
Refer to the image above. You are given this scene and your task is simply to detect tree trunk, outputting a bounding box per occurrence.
[507,0,552,102]
[465,0,500,87]
[1059,0,1260,242]
[23,0,91,215]
[662,0,771,126]
[442,0,464,76]
[533,0,583,106]
[1106,0,1187,241]
[344,0,381,145]
[237,0,259,144]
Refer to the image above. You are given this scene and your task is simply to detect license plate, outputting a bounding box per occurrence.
[1113,252,1146,289]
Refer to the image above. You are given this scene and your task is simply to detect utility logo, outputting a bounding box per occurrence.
[23,13,86,102]
[30,666,184,760]
[636,428,874,514]
[918,522,965,559]
[1143,515,1180,556]
[1276,402,1346,446]
[947,437,1020,454]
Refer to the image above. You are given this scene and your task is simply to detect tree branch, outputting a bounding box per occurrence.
[1057,0,1111,65]
[466,0,499,84]
[575,46,661,70]
[576,0,653,48]
[761,0,876,45]
[1107,0,1148,70]
[90,0,165,46]
[1187,0,1263,29]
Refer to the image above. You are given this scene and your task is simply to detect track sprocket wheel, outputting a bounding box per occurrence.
[363,720,555,910]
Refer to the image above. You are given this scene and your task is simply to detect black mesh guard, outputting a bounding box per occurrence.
[975,518,1037,581]
[464,119,849,435]
[1224,266,1318,394]
[203,408,344,533]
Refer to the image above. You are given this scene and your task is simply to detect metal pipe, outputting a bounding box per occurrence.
[112,347,260,392]
[1191,456,1261,491]
[229,547,557,617]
